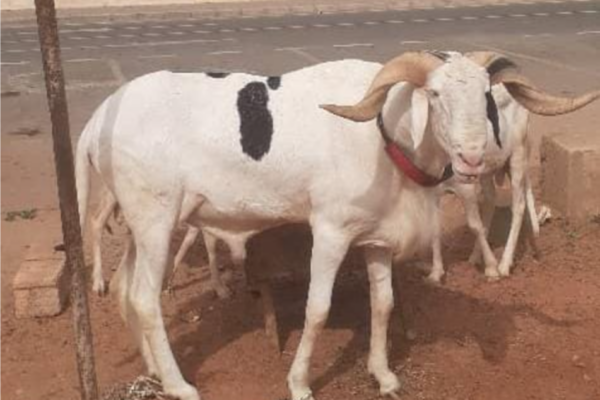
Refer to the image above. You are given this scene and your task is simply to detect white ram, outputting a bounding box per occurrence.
[75,51,598,400]
[425,52,598,283]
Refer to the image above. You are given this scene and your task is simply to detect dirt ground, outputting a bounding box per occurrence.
[2,90,600,400]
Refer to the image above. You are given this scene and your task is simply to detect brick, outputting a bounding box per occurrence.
[13,253,70,319]
[542,131,600,223]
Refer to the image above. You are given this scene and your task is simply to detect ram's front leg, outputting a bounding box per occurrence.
[498,149,528,277]
[287,224,350,400]
[427,202,445,283]
[365,246,401,397]
[457,182,499,279]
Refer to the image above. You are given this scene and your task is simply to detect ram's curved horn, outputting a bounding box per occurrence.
[320,52,443,122]
[467,51,600,116]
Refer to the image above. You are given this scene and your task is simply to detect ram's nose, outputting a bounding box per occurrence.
[458,150,484,168]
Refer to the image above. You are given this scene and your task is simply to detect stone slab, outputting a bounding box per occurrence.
[13,255,70,318]
[541,131,600,223]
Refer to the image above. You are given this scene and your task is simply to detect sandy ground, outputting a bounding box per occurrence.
[2,82,600,400]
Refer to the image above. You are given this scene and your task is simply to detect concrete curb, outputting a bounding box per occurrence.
[1,0,588,24]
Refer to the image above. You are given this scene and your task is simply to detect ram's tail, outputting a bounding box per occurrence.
[75,128,92,236]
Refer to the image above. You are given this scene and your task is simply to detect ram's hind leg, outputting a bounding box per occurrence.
[110,236,160,378]
[117,188,199,400]
[202,230,232,299]
[166,225,200,293]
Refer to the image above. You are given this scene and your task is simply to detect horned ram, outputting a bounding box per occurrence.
[75,51,598,400]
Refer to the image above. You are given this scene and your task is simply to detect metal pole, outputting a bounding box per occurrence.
[34,1,99,400]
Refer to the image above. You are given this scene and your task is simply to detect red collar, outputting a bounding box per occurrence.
[377,113,453,187]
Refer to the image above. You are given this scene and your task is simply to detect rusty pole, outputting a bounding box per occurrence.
[34,1,99,400]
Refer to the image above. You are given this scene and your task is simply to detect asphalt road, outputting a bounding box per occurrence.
[1,0,599,96]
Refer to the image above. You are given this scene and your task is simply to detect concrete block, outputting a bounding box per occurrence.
[13,250,69,319]
[542,131,600,223]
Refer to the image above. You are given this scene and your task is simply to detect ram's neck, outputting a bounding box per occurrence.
[381,84,450,180]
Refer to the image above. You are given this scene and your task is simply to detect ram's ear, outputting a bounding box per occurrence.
[410,88,429,149]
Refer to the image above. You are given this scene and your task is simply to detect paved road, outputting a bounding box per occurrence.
[1,0,599,95]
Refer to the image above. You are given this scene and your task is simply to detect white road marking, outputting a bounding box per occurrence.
[108,58,127,84]
[241,27,257,31]
[94,35,111,39]
[152,25,169,29]
[509,13,527,17]
[265,26,283,30]
[313,24,331,28]
[119,34,136,38]
[63,28,113,34]
[436,17,454,21]
[103,38,218,48]
[385,20,404,24]
[143,32,162,37]
[178,24,195,27]
[533,12,550,16]
[3,40,18,44]
[66,58,101,63]
[363,21,380,25]
[333,43,374,48]
[485,15,501,19]
[412,18,429,23]
[579,10,598,14]
[461,16,479,20]
[1,61,30,66]
[274,46,309,51]
[556,11,573,15]
[337,22,355,26]
[523,33,554,38]
[68,36,87,40]
[80,45,100,49]
[464,41,600,77]
[16,32,36,35]
[124,26,142,30]
[5,49,26,53]
[204,23,218,26]
[193,30,212,34]
[64,22,84,27]
[286,48,322,63]
[401,40,428,44]
[21,38,38,43]
[219,29,236,33]
[289,25,306,29]
[577,30,600,35]
[207,50,242,55]
[168,31,186,35]
[138,54,177,59]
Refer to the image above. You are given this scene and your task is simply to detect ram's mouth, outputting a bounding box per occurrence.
[453,166,479,183]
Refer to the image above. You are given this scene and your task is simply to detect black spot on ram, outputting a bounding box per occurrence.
[486,91,502,148]
[237,81,273,160]
[267,76,281,90]
[206,71,230,78]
